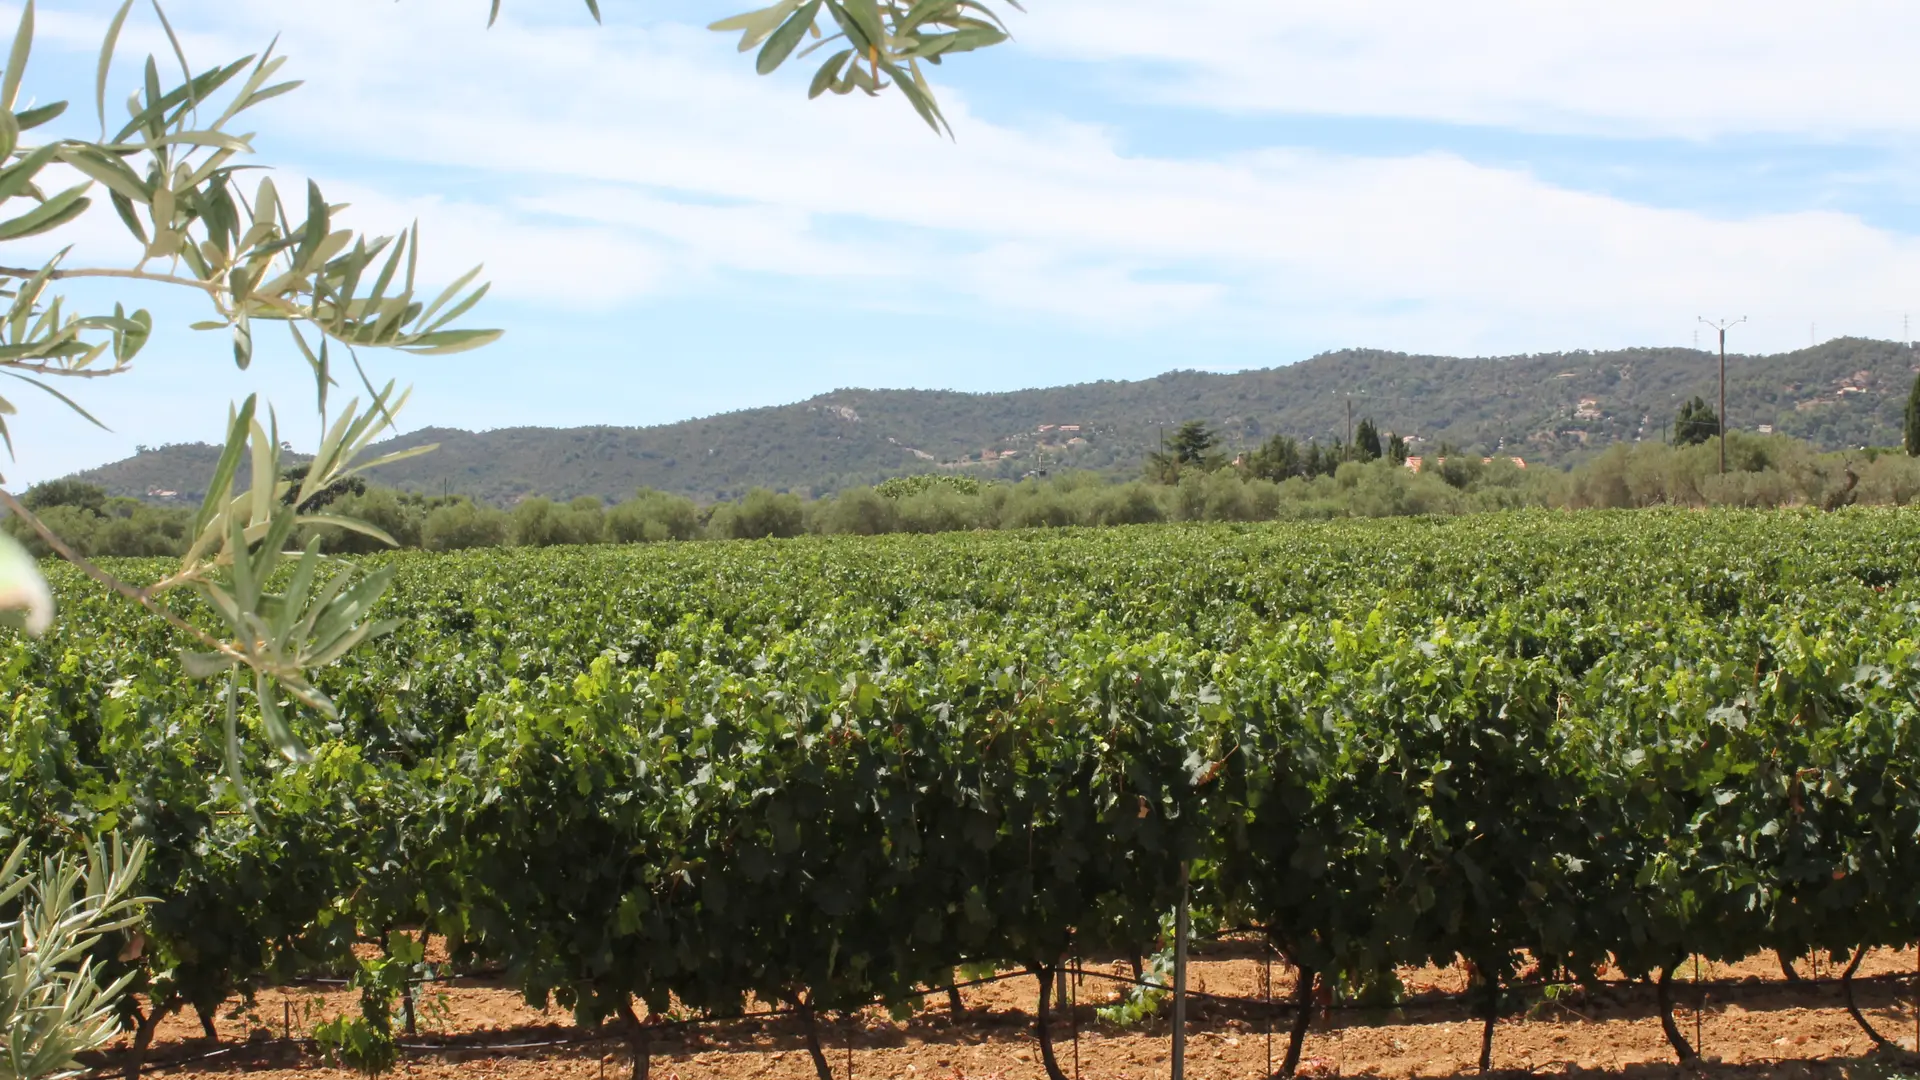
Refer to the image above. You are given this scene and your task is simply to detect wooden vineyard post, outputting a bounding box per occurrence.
[1694,955,1703,1059]
[1070,954,1081,1080]
[1264,945,1274,1079]
[1172,861,1190,1080]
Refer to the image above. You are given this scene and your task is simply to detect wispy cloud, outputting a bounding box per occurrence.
[133,2,1913,342]
[1016,1,1920,139]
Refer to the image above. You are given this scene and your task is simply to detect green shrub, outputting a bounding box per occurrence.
[713,488,804,539]
[511,496,606,547]
[607,489,703,543]
[422,500,511,552]
[874,473,981,499]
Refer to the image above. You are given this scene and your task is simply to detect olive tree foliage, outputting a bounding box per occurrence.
[0,0,500,785]
[521,0,1022,135]
[706,0,1020,134]
[0,837,149,1080]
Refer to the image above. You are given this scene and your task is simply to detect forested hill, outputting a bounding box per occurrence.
[74,337,1917,504]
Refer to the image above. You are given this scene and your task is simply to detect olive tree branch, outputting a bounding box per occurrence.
[0,266,220,291]
[0,266,300,321]
[0,364,123,380]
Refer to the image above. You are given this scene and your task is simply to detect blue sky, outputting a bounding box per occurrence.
[8,0,1920,483]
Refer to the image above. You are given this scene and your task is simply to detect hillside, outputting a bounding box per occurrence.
[74,338,1918,504]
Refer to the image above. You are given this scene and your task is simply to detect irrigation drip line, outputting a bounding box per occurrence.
[1057,963,1920,1017]
[271,934,1920,1004]
[248,962,1920,1013]
[946,969,1035,992]
[402,970,1035,1044]
[404,1034,626,1052]
[274,965,1036,997]
[114,1046,234,1077]
[269,961,1916,1020]
[1066,962,1561,1015]
[1068,965,1273,1010]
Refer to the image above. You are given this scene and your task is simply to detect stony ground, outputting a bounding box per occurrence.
[100,946,1920,1080]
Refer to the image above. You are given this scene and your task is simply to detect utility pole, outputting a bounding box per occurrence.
[1699,316,1746,475]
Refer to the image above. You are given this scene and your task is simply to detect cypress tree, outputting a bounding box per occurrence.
[1353,418,1383,462]
[1905,372,1920,456]
[1672,397,1719,447]
[1166,420,1219,466]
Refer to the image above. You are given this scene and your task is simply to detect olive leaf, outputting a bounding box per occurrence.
[707,0,1023,134]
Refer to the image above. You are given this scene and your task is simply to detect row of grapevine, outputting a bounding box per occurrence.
[3,510,1918,1076]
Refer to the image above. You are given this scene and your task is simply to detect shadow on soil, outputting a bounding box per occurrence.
[86,945,1920,1079]
[93,987,1920,1080]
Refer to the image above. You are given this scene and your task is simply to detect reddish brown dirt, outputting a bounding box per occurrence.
[101,947,1920,1080]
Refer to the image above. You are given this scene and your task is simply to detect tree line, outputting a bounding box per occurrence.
[20,384,1918,565]
[10,426,1920,561]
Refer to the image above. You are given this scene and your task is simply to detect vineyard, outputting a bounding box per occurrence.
[5,510,1920,1077]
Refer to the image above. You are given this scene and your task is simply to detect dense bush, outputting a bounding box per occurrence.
[313,488,434,553]
[421,500,512,552]
[711,487,805,539]
[874,473,982,499]
[511,496,609,547]
[1561,433,1906,509]
[606,489,702,543]
[3,483,190,558]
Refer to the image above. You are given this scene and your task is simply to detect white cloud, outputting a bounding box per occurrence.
[955,243,1225,325]
[1017,1,1920,139]
[330,187,674,308]
[510,187,902,288]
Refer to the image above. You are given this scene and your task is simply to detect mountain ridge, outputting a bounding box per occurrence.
[74,339,1918,504]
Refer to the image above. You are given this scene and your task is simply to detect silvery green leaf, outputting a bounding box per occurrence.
[180,650,236,677]
[711,0,805,51]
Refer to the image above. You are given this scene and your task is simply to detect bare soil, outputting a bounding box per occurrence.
[102,946,1920,1080]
